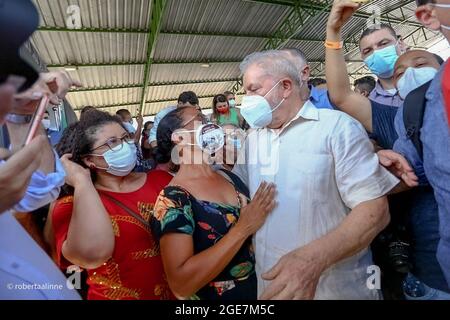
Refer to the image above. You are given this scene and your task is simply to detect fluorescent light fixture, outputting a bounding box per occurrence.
[64,66,78,71]
[200,63,211,68]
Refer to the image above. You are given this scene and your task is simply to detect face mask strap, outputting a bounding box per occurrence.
[263,79,282,99]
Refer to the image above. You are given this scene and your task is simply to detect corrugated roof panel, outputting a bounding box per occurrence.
[31,31,148,65]
[162,0,292,35]
[149,62,240,84]
[67,87,142,109]
[48,65,144,88]
[33,0,151,29]
[146,81,235,102]
[153,34,266,61]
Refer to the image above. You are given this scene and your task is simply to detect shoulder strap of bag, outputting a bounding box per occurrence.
[98,192,151,229]
[403,80,432,160]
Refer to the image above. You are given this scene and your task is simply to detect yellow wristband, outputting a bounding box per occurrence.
[324,40,343,50]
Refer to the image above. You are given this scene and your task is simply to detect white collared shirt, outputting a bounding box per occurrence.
[233,101,399,299]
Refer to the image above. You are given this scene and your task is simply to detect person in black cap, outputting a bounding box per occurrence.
[0,0,81,300]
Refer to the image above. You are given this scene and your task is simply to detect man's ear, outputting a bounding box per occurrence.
[302,65,311,83]
[416,4,441,31]
[397,37,409,53]
[281,78,294,98]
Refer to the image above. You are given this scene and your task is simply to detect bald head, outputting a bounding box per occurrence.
[393,49,442,84]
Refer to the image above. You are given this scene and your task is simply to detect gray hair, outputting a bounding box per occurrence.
[239,50,302,87]
[281,48,308,74]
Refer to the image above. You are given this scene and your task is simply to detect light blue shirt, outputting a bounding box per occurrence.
[0,152,80,300]
[309,85,335,110]
[393,62,450,289]
[148,105,177,144]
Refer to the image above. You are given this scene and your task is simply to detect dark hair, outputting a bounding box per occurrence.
[360,24,398,44]
[223,91,234,98]
[154,107,188,165]
[143,121,153,131]
[177,91,199,106]
[116,109,131,120]
[354,76,376,94]
[308,78,327,87]
[58,110,126,188]
[212,94,229,120]
[80,106,96,121]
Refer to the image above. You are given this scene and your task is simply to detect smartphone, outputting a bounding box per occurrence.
[23,95,49,146]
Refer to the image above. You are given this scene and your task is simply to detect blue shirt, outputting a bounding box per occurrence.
[148,105,177,143]
[369,99,447,290]
[394,62,450,289]
[371,100,399,149]
[369,80,403,108]
[309,86,335,110]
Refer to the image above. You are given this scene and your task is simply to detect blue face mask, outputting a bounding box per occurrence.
[397,67,438,99]
[91,142,137,176]
[364,44,399,79]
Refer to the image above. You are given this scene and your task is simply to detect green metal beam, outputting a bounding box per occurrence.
[37,27,360,44]
[248,0,422,28]
[68,78,240,93]
[48,59,363,69]
[37,26,147,33]
[231,0,332,93]
[138,0,167,115]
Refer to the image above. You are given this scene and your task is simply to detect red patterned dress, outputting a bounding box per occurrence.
[52,170,174,300]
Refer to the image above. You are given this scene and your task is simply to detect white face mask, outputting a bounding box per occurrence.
[123,122,136,134]
[41,119,51,130]
[90,142,137,176]
[179,123,225,155]
[397,67,438,99]
[240,80,285,128]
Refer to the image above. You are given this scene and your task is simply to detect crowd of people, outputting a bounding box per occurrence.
[1,0,450,300]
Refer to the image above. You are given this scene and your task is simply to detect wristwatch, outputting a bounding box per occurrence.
[5,113,33,124]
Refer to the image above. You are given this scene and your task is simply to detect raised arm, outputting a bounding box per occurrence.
[59,154,115,269]
[325,0,373,132]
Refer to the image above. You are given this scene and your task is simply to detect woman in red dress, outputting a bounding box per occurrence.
[51,111,173,300]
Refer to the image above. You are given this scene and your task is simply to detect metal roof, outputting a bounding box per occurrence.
[30,0,446,117]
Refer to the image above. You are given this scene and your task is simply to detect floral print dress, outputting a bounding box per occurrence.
[151,171,256,300]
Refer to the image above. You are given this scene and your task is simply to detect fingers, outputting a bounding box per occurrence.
[60,153,73,162]
[259,281,286,300]
[262,260,282,281]
[2,136,45,173]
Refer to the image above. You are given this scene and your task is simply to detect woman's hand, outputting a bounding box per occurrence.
[235,181,277,237]
[60,154,92,187]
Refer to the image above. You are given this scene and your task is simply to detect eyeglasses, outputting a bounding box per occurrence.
[89,134,134,154]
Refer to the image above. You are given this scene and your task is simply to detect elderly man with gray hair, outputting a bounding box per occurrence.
[232,50,400,300]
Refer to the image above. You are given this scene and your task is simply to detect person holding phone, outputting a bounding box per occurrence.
[0,0,82,300]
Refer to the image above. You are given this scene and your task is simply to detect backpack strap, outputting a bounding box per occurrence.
[403,80,432,160]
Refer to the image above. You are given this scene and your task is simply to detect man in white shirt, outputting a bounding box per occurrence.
[232,50,400,299]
